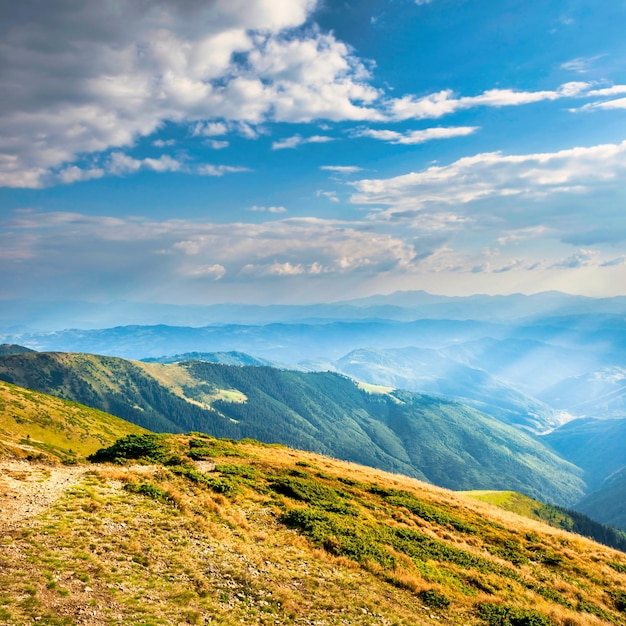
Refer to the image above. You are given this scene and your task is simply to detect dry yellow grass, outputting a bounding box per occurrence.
[0,379,146,462]
[0,434,625,625]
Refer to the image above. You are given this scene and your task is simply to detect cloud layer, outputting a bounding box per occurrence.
[2,1,624,188]
[0,0,380,187]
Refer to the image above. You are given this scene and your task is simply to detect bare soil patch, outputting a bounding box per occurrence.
[0,460,87,530]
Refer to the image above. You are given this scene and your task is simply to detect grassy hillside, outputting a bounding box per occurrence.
[0,351,585,505]
[463,490,626,551]
[1,434,625,626]
[0,379,146,461]
[0,343,35,356]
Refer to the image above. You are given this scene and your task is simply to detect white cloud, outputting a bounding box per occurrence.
[387,82,590,120]
[0,0,381,187]
[247,205,288,213]
[587,85,626,97]
[108,153,183,175]
[206,140,230,150]
[192,122,229,137]
[316,190,340,202]
[153,139,176,147]
[320,165,364,174]
[196,164,251,176]
[183,264,226,280]
[354,126,478,144]
[578,97,626,112]
[57,166,105,185]
[352,140,626,214]
[272,134,334,150]
[550,250,599,269]
[560,56,602,74]
[52,153,250,181]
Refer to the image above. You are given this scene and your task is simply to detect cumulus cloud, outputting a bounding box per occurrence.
[192,122,229,137]
[183,264,226,280]
[0,0,381,187]
[108,153,183,176]
[153,139,176,147]
[354,126,478,144]
[550,250,599,269]
[272,134,334,150]
[205,140,230,149]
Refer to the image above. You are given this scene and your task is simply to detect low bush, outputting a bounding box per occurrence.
[477,602,554,626]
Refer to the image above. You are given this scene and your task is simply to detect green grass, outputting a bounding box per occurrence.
[0,379,146,461]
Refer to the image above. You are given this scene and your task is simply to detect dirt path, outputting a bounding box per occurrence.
[0,460,87,531]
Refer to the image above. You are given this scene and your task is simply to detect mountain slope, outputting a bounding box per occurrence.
[463,490,626,551]
[0,379,146,461]
[0,351,585,505]
[142,350,276,367]
[576,468,626,531]
[0,343,36,356]
[333,347,561,432]
[544,417,626,488]
[1,435,624,626]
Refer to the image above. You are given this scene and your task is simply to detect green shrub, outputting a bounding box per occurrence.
[369,486,475,533]
[608,561,626,574]
[215,464,259,480]
[477,602,555,626]
[170,465,239,496]
[88,434,170,464]
[124,482,168,502]
[419,589,450,609]
[609,590,626,612]
[576,596,616,622]
[271,476,355,514]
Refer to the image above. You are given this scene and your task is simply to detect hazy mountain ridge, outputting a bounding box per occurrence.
[544,418,626,489]
[0,351,585,505]
[331,346,561,433]
[5,291,626,332]
[539,367,626,419]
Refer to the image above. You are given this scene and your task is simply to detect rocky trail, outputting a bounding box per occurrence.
[0,460,87,531]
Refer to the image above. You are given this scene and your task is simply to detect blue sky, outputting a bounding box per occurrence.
[1,0,626,305]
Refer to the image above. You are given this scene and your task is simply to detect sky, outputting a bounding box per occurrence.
[2,0,626,306]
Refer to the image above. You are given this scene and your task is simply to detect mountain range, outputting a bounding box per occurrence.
[0,350,585,506]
